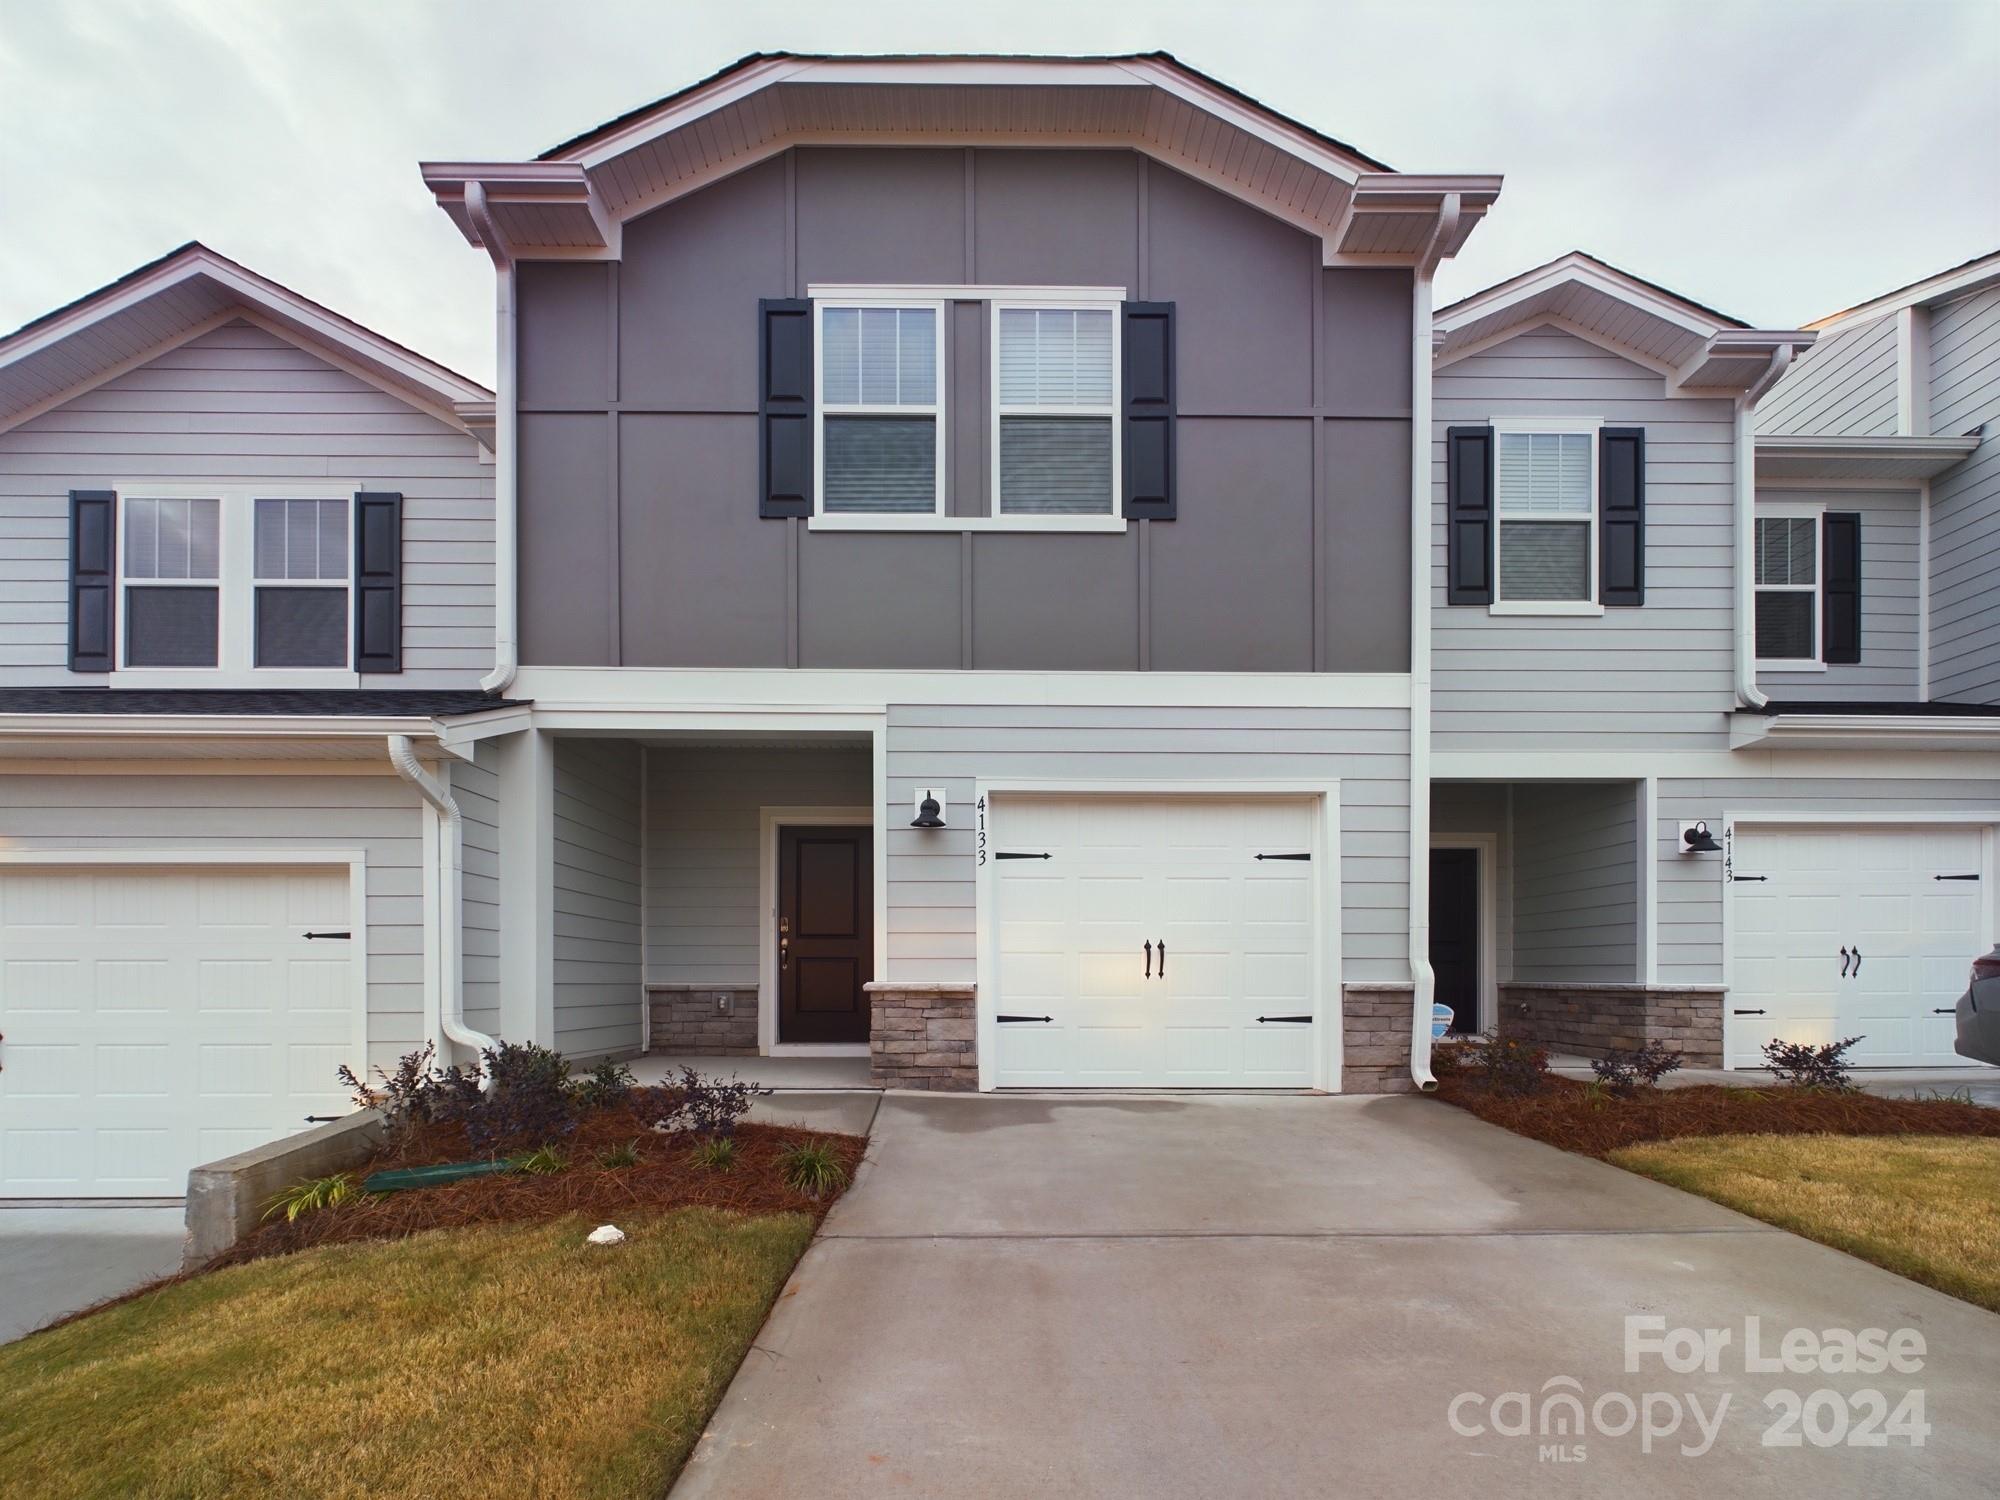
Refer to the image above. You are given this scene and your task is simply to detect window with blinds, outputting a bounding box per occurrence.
[253,498,350,667]
[817,303,942,515]
[994,305,1116,516]
[1494,430,1595,603]
[122,496,222,666]
[1754,513,1819,663]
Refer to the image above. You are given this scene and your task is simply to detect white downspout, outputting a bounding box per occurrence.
[465,181,518,696]
[1406,195,1459,1093]
[1733,345,1795,710]
[389,733,499,1064]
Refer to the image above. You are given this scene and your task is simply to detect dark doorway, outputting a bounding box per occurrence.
[1430,847,1481,1035]
[777,825,874,1044]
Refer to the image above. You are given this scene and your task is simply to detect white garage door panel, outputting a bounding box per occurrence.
[991,797,1321,1088]
[0,866,356,1197]
[1728,827,1988,1069]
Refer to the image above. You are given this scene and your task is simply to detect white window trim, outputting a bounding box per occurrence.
[810,296,948,526]
[111,482,359,689]
[1753,501,1825,671]
[988,298,1123,529]
[1488,416,1603,617]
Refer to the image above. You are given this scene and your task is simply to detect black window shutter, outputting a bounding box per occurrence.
[1822,511,1861,665]
[69,489,117,672]
[353,491,402,673]
[1599,427,1645,606]
[1445,427,1493,605]
[1122,301,1175,520]
[759,298,813,518]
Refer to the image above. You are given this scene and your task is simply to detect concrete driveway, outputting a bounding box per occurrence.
[0,1204,185,1344]
[675,1093,2000,1498]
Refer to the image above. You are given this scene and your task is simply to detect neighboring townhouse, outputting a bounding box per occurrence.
[0,53,1994,1204]
[0,245,504,1195]
[1430,251,1999,1074]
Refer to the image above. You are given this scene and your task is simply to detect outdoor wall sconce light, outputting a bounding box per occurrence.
[911,787,947,829]
[1679,820,1722,854]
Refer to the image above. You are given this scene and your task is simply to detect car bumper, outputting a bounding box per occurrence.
[1954,977,2000,1066]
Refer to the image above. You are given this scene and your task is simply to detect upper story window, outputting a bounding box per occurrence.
[1492,421,1599,614]
[1755,511,1820,666]
[114,486,357,682]
[994,304,1118,517]
[815,301,944,518]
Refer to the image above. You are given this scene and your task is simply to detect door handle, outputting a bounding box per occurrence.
[1144,940,1152,979]
[1839,946,1851,978]
[1851,947,1861,975]
[779,935,790,971]
[1157,940,1166,979]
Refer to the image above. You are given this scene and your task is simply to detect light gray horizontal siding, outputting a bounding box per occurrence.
[1756,313,1898,438]
[1511,781,1638,982]
[883,703,1410,984]
[552,738,643,1060]
[1433,327,1737,750]
[453,742,501,1042]
[1431,781,1512,981]
[1756,488,1921,701]
[1656,777,2000,985]
[0,320,492,687]
[1926,286,2000,705]
[644,744,872,986]
[0,770,423,1073]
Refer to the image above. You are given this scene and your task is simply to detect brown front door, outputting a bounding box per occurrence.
[777,825,873,1044]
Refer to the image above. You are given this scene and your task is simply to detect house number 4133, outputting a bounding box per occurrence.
[977,797,987,867]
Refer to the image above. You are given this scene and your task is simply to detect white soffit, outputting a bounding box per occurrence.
[1755,434,1981,482]
[424,55,1499,266]
[0,244,491,437]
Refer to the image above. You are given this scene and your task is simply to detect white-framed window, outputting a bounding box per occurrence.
[991,300,1120,522]
[1490,418,1602,616]
[813,299,946,521]
[1754,507,1822,668]
[114,484,358,686]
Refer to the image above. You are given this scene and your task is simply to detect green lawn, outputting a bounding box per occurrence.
[1611,1133,2000,1312]
[0,1208,814,1500]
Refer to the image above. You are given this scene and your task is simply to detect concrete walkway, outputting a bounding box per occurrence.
[675,1093,2000,1498]
[0,1204,186,1344]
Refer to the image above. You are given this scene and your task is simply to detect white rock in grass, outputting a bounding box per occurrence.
[586,1224,627,1246]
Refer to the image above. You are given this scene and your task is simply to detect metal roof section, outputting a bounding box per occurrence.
[1434,250,1814,392]
[0,243,492,439]
[423,53,1500,268]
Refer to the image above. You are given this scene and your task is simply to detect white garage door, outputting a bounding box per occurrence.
[0,865,357,1197]
[988,796,1322,1088]
[1728,826,1988,1068]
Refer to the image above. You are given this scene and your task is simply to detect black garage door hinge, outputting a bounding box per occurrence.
[1934,873,1980,881]
[1257,1014,1313,1024]
[1732,875,1768,883]
[993,852,1052,861]
[303,930,352,940]
[1732,1009,1766,1016]
[996,1014,1053,1024]
[1255,852,1311,861]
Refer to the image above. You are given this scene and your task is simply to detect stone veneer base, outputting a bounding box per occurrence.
[1498,981,1725,1068]
[648,984,760,1056]
[1342,984,1417,1094]
[868,983,978,1091]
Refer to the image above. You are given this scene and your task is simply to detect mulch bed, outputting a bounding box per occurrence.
[217,1108,866,1268]
[1436,1072,2000,1159]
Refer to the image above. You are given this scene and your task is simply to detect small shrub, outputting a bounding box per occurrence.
[337,1043,480,1145]
[572,1059,636,1112]
[689,1137,737,1172]
[1578,1077,1613,1109]
[631,1067,756,1140]
[1591,1040,1685,1098]
[777,1139,849,1201]
[262,1172,359,1223]
[598,1139,641,1170]
[1447,1032,1550,1097]
[1762,1035,1864,1091]
[470,1041,577,1153]
[512,1144,567,1175]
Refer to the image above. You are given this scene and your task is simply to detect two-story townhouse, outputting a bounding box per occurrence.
[0,245,508,1195]
[1428,251,2000,1075]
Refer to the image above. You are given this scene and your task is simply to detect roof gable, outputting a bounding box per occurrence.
[0,244,491,437]
[424,53,1500,269]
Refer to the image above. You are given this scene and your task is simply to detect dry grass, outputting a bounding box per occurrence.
[1611,1134,2000,1313]
[0,1208,813,1500]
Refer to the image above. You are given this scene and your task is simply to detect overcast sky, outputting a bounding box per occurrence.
[2,0,1995,385]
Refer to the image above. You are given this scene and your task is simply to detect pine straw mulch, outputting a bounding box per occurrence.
[214,1108,867,1269]
[1435,1072,2000,1159]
